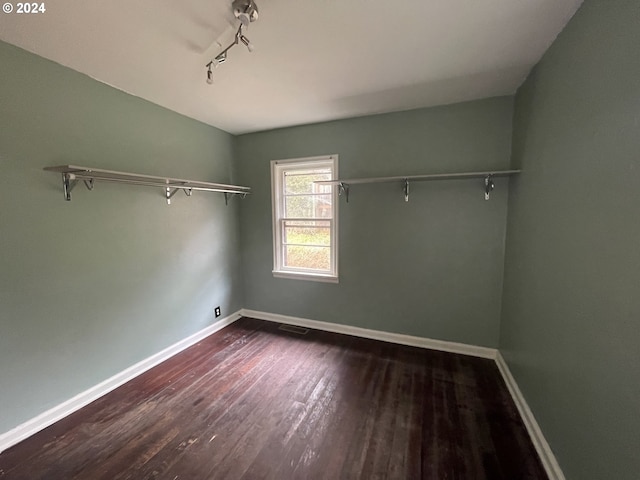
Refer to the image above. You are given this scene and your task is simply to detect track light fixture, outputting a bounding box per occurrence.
[205,0,258,85]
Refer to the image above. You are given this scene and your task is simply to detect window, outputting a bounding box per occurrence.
[271,155,338,282]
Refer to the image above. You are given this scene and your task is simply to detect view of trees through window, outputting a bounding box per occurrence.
[282,168,332,271]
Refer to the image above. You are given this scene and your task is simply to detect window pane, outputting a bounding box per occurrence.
[272,156,337,279]
[284,170,331,194]
[284,245,331,271]
[284,221,330,246]
[285,194,332,218]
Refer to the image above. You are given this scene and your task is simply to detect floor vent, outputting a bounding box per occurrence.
[278,324,310,335]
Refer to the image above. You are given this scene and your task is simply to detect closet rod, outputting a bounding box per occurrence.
[43,165,251,203]
[61,174,251,194]
[315,169,520,202]
[314,169,520,185]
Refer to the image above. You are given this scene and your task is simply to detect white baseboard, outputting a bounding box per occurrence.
[240,308,498,359]
[495,352,565,480]
[0,310,242,454]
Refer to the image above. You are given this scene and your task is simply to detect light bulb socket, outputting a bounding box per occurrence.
[240,35,254,52]
[206,65,214,84]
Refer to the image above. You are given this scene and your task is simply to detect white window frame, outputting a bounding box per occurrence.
[271,155,339,283]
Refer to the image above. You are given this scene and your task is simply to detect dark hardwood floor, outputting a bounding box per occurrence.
[0,317,548,479]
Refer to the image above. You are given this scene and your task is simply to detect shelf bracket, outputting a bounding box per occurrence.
[166,187,179,205]
[183,188,193,197]
[83,179,94,191]
[484,175,495,200]
[403,179,409,202]
[62,173,78,201]
[338,182,350,203]
[225,192,248,205]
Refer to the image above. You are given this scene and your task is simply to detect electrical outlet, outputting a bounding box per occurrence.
[215,306,221,318]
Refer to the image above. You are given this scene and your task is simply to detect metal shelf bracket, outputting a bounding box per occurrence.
[338,182,350,203]
[403,179,409,202]
[484,174,495,200]
[62,176,94,201]
[224,191,248,205]
[165,187,179,205]
[62,173,78,201]
[166,187,193,205]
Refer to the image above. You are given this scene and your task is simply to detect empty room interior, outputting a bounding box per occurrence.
[0,0,638,479]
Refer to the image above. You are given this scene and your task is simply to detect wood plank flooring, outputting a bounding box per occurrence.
[0,317,548,479]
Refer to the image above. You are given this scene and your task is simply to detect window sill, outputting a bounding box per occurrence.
[273,271,339,284]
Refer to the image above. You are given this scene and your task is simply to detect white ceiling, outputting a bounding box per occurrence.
[0,0,583,134]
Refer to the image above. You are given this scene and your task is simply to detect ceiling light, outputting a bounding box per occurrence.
[205,0,259,85]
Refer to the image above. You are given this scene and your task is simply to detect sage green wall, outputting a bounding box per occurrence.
[500,1,640,479]
[0,42,243,434]
[236,97,513,347]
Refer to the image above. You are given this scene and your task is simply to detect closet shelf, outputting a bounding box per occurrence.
[314,169,520,202]
[43,165,251,204]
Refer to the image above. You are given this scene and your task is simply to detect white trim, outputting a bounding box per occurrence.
[270,155,339,281]
[0,310,242,454]
[495,352,566,480]
[272,271,339,283]
[239,309,497,359]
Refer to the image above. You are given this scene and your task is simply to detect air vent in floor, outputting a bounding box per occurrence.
[278,324,309,335]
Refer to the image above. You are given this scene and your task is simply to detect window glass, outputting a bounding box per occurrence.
[271,156,338,282]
